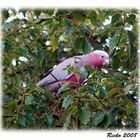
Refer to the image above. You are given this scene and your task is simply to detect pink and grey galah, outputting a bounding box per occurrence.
[36,50,110,93]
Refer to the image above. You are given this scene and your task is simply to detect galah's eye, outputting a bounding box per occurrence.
[101,56,104,58]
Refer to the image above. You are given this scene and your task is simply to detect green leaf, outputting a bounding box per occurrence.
[126,100,135,115]
[26,113,35,122]
[128,31,136,44]
[111,106,120,116]
[62,95,73,109]
[19,47,28,56]
[81,25,92,35]
[4,42,13,52]
[127,31,136,61]
[125,84,134,92]
[94,111,106,125]
[99,87,108,97]
[37,47,44,62]
[44,10,54,16]
[87,86,96,94]
[2,22,14,30]
[90,10,97,25]
[66,27,75,37]
[3,10,9,19]
[109,28,122,48]
[98,11,105,22]
[34,10,41,17]
[63,113,71,129]
[111,13,121,24]
[100,35,108,43]
[126,14,136,25]
[58,83,71,93]
[108,87,122,96]
[7,100,18,113]
[74,37,83,50]
[37,47,46,69]
[25,95,33,105]
[79,70,88,79]
[73,10,86,22]
[51,37,58,52]
[18,115,26,126]
[45,112,53,127]
[3,95,10,102]
[67,66,75,74]
[82,38,91,54]
[7,87,18,94]
[45,90,56,101]
[112,55,120,68]
[15,75,22,87]
[127,44,131,61]
[104,112,113,128]
[84,65,94,73]
[79,107,91,125]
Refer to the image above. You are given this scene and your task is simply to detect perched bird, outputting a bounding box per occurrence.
[36,50,109,93]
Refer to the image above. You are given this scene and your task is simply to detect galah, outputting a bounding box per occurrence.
[36,50,109,93]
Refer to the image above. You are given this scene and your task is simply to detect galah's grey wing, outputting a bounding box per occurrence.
[36,56,83,89]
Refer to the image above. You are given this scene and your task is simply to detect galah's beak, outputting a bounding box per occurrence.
[103,59,110,65]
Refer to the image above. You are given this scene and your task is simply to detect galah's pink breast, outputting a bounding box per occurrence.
[60,74,83,84]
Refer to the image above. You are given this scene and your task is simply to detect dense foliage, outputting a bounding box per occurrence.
[2,9,139,129]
